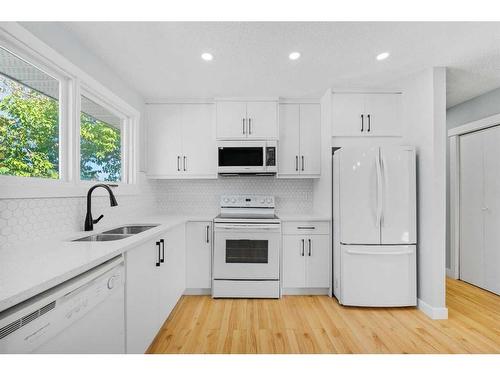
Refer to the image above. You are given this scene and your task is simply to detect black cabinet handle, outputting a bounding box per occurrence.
[242,118,246,134]
[301,239,305,256]
[156,241,161,267]
[361,114,364,132]
[308,239,312,256]
[367,114,371,132]
[177,156,181,171]
[206,225,210,243]
[183,156,187,171]
[297,226,316,230]
[301,156,304,171]
[160,239,165,263]
[248,118,252,134]
[295,156,298,171]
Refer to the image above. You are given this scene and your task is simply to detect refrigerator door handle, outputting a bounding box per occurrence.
[380,154,386,227]
[375,151,383,228]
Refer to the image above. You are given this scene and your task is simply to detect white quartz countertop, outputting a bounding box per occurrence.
[0,214,212,313]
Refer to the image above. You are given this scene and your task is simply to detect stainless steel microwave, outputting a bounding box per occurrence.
[217,141,277,175]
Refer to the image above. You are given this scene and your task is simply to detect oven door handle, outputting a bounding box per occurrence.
[215,224,280,231]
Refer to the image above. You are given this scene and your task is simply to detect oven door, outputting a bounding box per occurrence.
[213,223,280,280]
[217,141,266,174]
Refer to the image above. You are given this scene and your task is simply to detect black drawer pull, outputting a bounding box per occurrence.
[155,241,161,267]
[160,239,165,263]
[297,226,316,230]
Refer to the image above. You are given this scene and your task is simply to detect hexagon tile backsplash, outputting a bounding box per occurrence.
[0,177,314,248]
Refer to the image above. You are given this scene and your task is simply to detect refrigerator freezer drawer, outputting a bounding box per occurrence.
[340,244,417,307]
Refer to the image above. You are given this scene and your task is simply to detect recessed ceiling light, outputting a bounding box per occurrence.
[289,52,301,60]
[201,52,213,61]
[376,52,390,61]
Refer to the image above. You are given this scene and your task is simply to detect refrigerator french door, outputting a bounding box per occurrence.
[334,146,417,307]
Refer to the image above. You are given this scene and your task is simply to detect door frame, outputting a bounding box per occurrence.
[448,112,500,280]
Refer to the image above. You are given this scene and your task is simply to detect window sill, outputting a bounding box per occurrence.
[0,175,141,199]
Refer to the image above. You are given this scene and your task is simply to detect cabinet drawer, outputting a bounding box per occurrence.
[282,221,330,235]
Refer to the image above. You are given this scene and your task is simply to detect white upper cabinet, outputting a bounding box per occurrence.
[332,92,401,137]
[278,103,321,177]
[216,100,278,140]
[146,105,183,177]
[146,103,216,179]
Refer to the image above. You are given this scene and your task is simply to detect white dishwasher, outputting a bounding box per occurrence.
[0,256,125,354]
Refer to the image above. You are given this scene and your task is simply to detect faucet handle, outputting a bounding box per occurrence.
[93,214,104,224]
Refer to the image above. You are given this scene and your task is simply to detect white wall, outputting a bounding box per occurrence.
[399,67,448,319]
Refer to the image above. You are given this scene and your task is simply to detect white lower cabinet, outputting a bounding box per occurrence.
[125,224,186,353]
[186,221,212,291]
[282,222,330,292]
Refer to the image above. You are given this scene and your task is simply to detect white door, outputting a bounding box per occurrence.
[282,235,306,288]
[340,244,417,306]
[161,224,186,320]
[216,101,247,139]
[332,93,364,136]
[338,147,380,244]
[459,131,485,289]
[278,104,300,175]
[246,101,278,139]
[181,104,216,177]
[305,235,330,288]
[125,240,161,353]
[186,221,212,289]
[146,104,183,177]
[364,93,401,136]
[480,127,500,294]
[380,146,416,244]
[299,104,321,175]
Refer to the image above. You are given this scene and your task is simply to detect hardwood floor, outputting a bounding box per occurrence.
[147,278,500,354]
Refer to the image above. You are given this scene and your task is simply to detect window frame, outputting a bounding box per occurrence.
[0,24,140,198]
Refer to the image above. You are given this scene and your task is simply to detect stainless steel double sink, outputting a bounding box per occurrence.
[73,225,159,242]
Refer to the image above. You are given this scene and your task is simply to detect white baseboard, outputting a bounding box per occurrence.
[281,288,329,295]
[183,288,211,295]
[417,298,448,320]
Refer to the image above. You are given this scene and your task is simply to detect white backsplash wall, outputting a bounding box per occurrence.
[152,177,314,216]
[0,184,156,248]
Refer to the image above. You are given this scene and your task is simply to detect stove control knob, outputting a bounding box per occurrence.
[231,198,236,203]
[223,198,229,203]
[266,198,273,204]
[260,198,265,203]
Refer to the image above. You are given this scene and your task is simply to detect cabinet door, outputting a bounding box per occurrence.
[364,93,401,136]
[278,104,300,175]
[282,235,306,288]
[299,104,321,175]
[146,104,183,177]
[186,221,212,289]
[125,240,161,353]
[216,101,247,139]
[305,235,330,288]
[331,93,364,136]
[246,101,278,139]
[160,224,186,323]
[181,104,216,177]
[459,131,485,289]
[481,127,500,294]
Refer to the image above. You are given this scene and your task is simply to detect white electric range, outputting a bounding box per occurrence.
[212,195,281,298]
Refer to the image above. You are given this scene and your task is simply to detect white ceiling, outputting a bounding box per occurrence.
[58,22,500,108]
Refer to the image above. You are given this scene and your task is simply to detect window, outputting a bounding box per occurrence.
[0,46,60,179]
[80,94,122,182]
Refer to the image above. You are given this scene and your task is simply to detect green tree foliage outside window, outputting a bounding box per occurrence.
[0,77,121,181]
[80,111,121,182]
[0,79,59,178]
